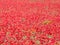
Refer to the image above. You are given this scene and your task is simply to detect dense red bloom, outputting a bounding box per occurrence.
[0,0,60,45]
